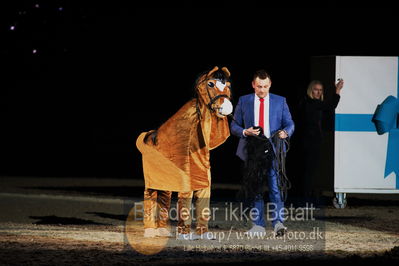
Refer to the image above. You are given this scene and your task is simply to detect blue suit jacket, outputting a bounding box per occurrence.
[230,93,295,161]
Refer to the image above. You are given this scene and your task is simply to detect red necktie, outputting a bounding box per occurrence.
[259,98,264,132]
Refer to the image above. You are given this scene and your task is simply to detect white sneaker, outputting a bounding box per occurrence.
[176,233,200,241]
[273,222,287,237]
[156,227,172,237]
[143,228,157,238]
[244,225,266,236]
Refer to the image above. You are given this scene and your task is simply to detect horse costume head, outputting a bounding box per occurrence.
[137,66,233,192]
[195,66,233,118]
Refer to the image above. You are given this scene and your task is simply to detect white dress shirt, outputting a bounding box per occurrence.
[242,93,271,138]
[254,93,270,138]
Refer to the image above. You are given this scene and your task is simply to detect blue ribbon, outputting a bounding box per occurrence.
[372,96,399,181]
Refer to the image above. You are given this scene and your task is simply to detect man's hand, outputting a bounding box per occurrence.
[244,127,260,136]
[278,130,288,139]
[336,79,344,94]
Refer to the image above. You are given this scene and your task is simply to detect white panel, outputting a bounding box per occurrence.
[335,189,399,193]
[335,56,398,114]
[334,132,396,189]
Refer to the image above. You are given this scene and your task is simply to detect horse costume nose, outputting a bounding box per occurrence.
[219,98,233,116]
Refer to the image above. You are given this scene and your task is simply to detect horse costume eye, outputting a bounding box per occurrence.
[208,81,215,88]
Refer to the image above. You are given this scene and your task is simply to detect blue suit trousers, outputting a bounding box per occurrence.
[252,163,284,228]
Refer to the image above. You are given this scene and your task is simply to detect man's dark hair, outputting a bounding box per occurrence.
[253,69,271,81]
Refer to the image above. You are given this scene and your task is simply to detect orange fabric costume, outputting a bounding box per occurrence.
[136,66,232,234]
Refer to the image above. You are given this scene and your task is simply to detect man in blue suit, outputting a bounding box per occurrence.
[231,69,295,236]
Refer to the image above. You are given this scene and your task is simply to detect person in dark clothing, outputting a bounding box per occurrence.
[298,79,344,201]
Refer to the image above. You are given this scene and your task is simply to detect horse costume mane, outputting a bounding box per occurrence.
[238,126,275,203]
[136,66,232,192]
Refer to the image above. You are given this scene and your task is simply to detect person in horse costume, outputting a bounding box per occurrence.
[136,66,233,240]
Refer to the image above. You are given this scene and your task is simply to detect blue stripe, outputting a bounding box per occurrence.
[396,56,399,190]
[335,114,376,132]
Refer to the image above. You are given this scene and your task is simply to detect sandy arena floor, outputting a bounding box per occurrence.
[1,176,398,265]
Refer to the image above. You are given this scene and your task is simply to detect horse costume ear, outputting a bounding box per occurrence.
[221,67,230,78]
[207,66,219,77]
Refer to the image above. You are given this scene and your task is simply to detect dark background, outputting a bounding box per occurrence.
[1,2,398,195]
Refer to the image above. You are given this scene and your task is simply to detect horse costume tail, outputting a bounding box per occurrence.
[238,127,274,205]
[238,127,291,204]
